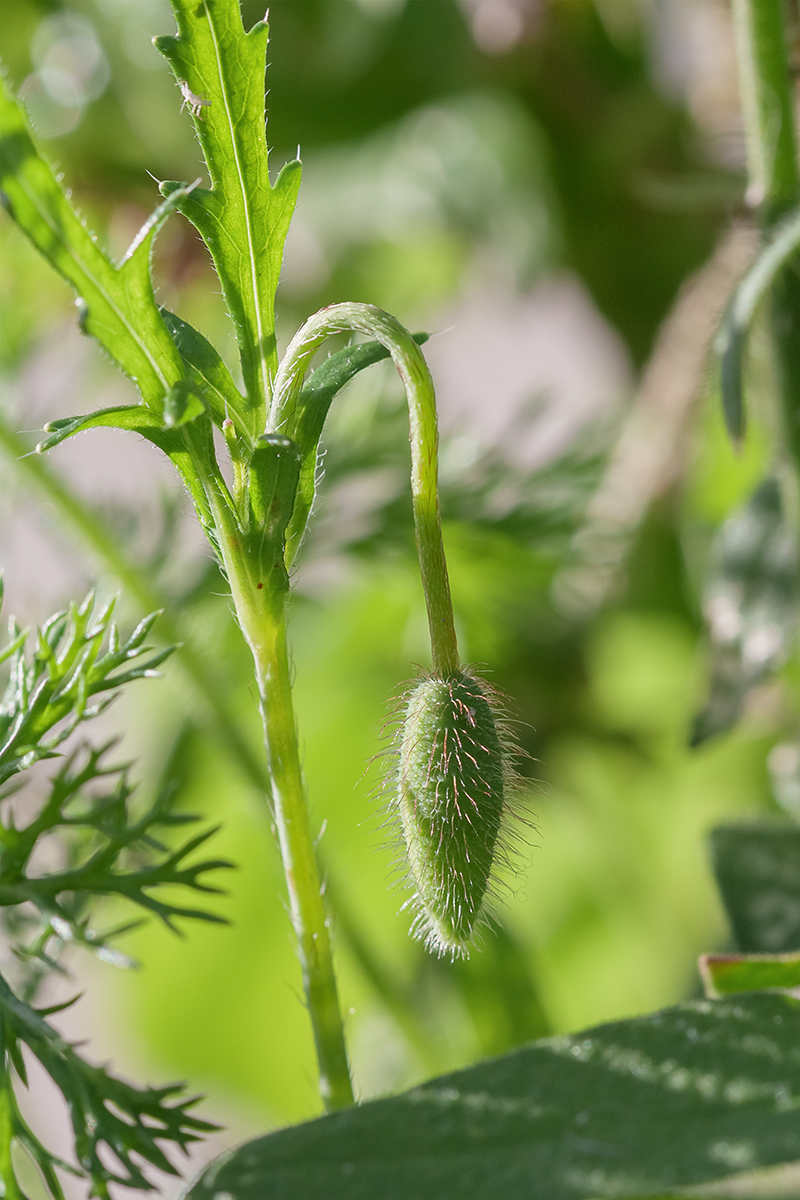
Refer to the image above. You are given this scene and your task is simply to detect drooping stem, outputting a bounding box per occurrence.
[731,0,800,479]
[271,302,460,677]
[1,416,442,1091]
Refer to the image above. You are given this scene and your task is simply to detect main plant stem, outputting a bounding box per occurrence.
[207,481,353,1111]
[732,0,800,477]
[250,597,354,1111]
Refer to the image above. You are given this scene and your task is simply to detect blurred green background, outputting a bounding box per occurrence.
[2,0,798,1175]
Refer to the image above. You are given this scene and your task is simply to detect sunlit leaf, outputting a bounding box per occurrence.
[0,78,190,412]
[164,379,207,429]
[155,0,302,423]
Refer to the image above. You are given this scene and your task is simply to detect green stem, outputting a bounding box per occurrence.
[2,415,352,1107]
[0,415,269,796]
[732,0,800,476]
[206,487,354,1110]
[0,1067,21,1200]
[0,415,431,1095]
[271,302,460,677]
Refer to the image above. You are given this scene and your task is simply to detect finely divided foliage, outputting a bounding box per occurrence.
[0,593,231,1198]
[2,0,800,1195]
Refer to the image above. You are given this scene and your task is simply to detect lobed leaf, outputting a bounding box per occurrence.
[0,78,190,413]
[34,402,218,533]
[0,598,175,784]
[187,994,800,1200]
[155,0,302,424]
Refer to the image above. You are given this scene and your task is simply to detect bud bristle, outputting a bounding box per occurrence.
[398,670,507,956]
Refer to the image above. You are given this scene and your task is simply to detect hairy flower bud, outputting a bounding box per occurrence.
[398,671,507,956]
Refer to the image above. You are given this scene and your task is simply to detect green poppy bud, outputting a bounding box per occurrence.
[398,670,506,956]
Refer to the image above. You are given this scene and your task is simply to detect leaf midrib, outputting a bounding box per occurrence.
[16,174,171,394]
[203,0,270,413]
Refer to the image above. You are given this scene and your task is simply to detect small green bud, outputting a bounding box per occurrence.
[398,671,507,957]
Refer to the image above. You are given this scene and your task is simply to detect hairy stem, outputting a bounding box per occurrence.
[0,1070,21,1200]
[207,486,354,1111]
[3,417,352,1106]
[272,302,460,677]
[732,0,800,477]
[0,415,269,796]
[1,416,439,1088]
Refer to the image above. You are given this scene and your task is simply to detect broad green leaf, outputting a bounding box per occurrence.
[161,309,250,441]
[155,0,302,423]
[711,824,800,953]
[717,209,800,441]
[700,951,800,998]
[187,994,800,1200]
[284,333,428,565]
[0,78,188,412]
[691,479,797,747]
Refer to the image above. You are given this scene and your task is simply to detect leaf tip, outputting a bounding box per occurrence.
[152,34,178,58]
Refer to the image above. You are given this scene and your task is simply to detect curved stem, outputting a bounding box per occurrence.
[271,302,460,677]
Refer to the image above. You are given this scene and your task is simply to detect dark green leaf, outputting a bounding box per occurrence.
[156,0,301,422]
[711,824,800,953]
[717,208,800,441]
[248,435,301,538]
[187,994,800,1200]
[691,479,798,746]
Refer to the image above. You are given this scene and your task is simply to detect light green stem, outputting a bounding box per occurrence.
[1,416,436,1094]
[0,1069,19,1200]
[271,302,460,677]
[0,415,269,796]
[207,487,354,1110]
[731,0,800,477]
